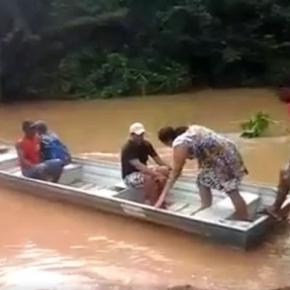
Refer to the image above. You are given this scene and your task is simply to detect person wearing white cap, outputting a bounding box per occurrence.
[121,122,171,206]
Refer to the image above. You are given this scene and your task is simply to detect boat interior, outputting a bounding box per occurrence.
[0,146,284,226]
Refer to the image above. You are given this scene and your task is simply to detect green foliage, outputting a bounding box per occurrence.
[56,49,191,99]
[240,111,276,138]
[2,0,290,100]
[49,0,122,23]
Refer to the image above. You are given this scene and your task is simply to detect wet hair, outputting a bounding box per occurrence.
[22,120,34,132]
[158,126,188,144]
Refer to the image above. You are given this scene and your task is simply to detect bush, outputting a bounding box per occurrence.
[2,0,290,100]
[56,48,191,98]
[240,111,276,138]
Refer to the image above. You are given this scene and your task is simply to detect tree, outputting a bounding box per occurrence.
[1,0,290,101]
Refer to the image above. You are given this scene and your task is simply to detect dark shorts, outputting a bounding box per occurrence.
[22,159,63,180]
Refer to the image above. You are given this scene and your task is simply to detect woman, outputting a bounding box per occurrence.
[156,125,249,220]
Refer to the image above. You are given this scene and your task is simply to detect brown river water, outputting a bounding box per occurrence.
[0,88,290,290]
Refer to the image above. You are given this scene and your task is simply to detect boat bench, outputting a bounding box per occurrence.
[59,163,82,184]
[0,151,17,165]
[193,191,260,221]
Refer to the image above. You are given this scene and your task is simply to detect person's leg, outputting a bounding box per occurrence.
[154,166,169,198]
[197,182,213,209]
[196,171,213,210]
[227,189,249,220]
[280,202,290,220]
[22,166,41,180]
[124,171,167,206]
[143,174,161,205]
[260,166,290,221]
[143,166,170,207]
[124,172,158,205]
[42,159,64,183]
[22,163,52,181]
[269,168,290,212]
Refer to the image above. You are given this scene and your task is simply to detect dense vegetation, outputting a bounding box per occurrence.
[1,0,290,101]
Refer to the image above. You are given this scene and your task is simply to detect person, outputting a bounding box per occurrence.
[155,125,249,220]
[33,120,71,166]
[121,122,171,205]
[262,163,290,221]
[15,120,63,182]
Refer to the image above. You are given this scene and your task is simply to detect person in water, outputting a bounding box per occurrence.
[121,122,171,205]
[156,125,249,220]
[15,121,63,182]
[33,120,71,166]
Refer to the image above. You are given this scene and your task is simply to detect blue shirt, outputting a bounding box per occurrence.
[40,132,71,164]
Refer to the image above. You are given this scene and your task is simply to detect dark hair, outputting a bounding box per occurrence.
[22,120,33,132]
[34,120,48,134]
[158,126,188,144]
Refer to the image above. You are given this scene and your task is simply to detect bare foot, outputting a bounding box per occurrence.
[260,207,284,222]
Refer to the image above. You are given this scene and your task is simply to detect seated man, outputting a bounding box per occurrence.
[33,120,71,166]
[121,122,171,206]
[15,121,63,182]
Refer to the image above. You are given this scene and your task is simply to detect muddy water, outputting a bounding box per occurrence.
[1,88,290,290]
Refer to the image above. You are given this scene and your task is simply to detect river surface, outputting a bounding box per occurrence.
[0,88,290,290]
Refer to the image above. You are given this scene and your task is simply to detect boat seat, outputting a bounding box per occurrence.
[193,191,260,221]
[113,180,126,190]
[59,163,82,184]
[0,151,17,167]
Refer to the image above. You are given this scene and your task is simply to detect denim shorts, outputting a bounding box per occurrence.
[22,159,63,180]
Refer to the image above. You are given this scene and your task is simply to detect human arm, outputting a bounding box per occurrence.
[154,145,188,208]
[147,142,171,170]
[152,155,172,170]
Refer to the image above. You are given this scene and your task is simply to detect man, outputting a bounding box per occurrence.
[33,120,71,166]
[121,122,171,206]
[15,120,63,182]
[264,163,290,221]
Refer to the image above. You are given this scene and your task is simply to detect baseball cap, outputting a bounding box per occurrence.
[129,122,146,135]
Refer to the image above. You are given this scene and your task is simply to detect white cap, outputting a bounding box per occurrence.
[129,122,146,135]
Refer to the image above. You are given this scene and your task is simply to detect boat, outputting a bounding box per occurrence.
[0,144,287,249]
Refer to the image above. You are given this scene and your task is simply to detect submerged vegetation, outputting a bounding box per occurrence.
[240,111,277,138]
[1,0,290,101]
